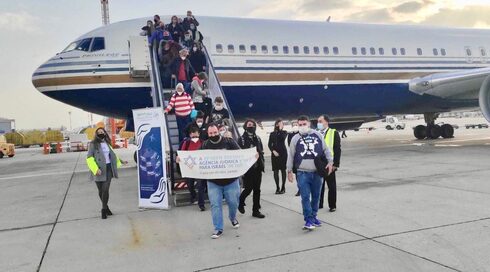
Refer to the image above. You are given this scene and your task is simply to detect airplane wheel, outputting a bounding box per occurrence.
[440,124,454,139]
[414,125,426,140]
[133,151,137,163]
[428,124,441,139]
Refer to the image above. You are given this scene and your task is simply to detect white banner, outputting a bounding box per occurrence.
[177,148,258,179]
[133,108,169,209]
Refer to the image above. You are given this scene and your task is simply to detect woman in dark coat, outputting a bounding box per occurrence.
[268,119,288,194]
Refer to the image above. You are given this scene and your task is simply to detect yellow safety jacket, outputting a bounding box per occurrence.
[324,128,336,157]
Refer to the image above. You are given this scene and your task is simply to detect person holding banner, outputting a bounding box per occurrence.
[287,115,333,230]
[86,128,127,219]
[238,119,266,219]
[201,123,241,239]
[164,83,195,142]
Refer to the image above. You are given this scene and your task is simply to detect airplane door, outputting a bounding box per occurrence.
[128,36,151,78]
[464,46,473,63]
[479,47,487,63]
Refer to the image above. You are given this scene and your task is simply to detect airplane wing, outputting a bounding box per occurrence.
[408,67,490,122]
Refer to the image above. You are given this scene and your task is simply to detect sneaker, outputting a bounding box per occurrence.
[211,230,223,239]
[238,204,245,214]
[295,191,300,197]
[329,208,336,212]
[231,219,240,229]
[199,206,205,212]
[303,220,316,230]
[312,217,322,227]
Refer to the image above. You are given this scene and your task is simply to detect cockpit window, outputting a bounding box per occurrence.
[62,40,79,53]
[76,38,92,52]
[91,37,105,51]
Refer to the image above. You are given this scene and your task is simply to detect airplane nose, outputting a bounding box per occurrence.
[32,60,51,92]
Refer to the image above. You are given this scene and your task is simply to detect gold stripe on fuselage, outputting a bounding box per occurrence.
[32,75,150,88]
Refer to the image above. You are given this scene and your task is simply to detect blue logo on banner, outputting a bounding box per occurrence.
[137,126,165,201]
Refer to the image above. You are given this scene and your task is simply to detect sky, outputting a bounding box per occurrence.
[1,0,490,130]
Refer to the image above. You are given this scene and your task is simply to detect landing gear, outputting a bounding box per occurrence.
[413,113,455,140]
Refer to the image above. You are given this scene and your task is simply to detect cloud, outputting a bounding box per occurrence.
[393,1,424,13]
[0,11,40,33]
[300,0,353,13]
[347,8,394,23]
[421,5,490,28]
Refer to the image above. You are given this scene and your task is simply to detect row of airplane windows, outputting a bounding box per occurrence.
[215,44,452,57]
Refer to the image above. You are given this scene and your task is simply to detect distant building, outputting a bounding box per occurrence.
[0,117,15,134]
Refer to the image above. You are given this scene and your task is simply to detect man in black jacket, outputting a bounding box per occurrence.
[238,119,266,218]
[171,49,196,86]
[317,115,341,212]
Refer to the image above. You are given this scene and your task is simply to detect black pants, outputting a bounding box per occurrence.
[273,169,286,191]
[239,168,262,212]
[96,164,113,210]
[320,171,336,209]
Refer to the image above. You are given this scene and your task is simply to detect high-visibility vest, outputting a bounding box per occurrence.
[324,128,336,157]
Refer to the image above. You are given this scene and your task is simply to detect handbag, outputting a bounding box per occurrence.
[299,134,329,178]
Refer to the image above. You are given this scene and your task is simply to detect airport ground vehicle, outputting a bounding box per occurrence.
[465,123,489,129]
[385,116,406,130]
[0,135,15,158]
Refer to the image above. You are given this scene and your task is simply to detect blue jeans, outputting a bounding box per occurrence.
[207,179,240,232]
[176,115,191,142]
[296,171,323,221]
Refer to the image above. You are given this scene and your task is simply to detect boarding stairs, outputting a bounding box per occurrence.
[147,40,240,207]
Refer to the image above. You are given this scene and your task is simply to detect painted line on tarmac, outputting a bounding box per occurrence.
[0,222,54,233]
[36,153,81,272]
[441,137,490,143]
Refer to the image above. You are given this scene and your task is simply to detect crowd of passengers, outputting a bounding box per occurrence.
[141,11,206,90]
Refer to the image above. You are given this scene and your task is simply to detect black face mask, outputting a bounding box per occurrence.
[97,134,105,141]
[245,126,256,134]
[209,135,220,142]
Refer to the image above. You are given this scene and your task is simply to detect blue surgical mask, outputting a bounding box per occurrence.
[317,123,324,130]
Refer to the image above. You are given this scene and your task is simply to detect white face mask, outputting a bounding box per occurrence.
[215,105,223,111]
[292,126,299,132]
[191,137,199,143]
[219,130,226,136]
[180,56,186,60]
[196,122,203,128]
[299,125,309,135]
[177,90,184,95]
[193,47,197,52]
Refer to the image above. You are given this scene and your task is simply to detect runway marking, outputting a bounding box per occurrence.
[440,137,490,143]
[0,171,78,181]
[434,144,461,147]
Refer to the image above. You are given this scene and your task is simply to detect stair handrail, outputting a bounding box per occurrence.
[201,45,241,139]
[149,41,175,187]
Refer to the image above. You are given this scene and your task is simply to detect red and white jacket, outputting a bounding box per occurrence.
[165,92,195,117]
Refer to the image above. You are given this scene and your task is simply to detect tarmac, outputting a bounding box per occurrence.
[1,117,490,272]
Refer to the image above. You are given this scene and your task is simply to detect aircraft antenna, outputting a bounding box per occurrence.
[101,0,110,26]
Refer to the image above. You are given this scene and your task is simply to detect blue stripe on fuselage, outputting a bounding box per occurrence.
[41,83,478,121]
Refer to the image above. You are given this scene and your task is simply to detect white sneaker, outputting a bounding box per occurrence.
[211,230,223,239]
[231,219,240,229]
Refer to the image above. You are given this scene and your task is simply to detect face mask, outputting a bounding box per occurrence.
[210,135,220,142]
[187,15,192,19]
[185,35,191,40]
[177,90,184,95]
[97,134,105,140]
[193,47,197,52]
[317,123,324,130]
[215,105,223,111]
[299,125,309,135]
[196,122,203,128]
[190,26,195,30]
[292,126,299,132]
[219,130,226,136]
[191,137,199,143]
[245,126,256,134]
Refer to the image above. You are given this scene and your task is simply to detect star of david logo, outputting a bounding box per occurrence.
[183,155,197,169]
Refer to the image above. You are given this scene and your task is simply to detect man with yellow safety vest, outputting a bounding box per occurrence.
[317,115,341,212]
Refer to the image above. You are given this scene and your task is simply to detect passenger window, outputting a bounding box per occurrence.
[216,44,223,53]
[370,47,376,55]
[481,48,486,56]
[91,37,105,52]
[261,45,268,54]
[272,45,279,54]
[283,46,289,54]
[392,48,398,55]
[417,48,423,55]
[293,46,299,54]
[333,47,339,55]
[323,47,329,55]
[466,48,472,56]
[400,48,406,55]
[304,46,310,54]
[379,48,384,55]
[250,45,257,54]
[441,48,447,56]
[313,46,320,54]
[239,45,246,53]
[76,38,92,52]
[352,47,358,55]
[433,48,438,56]
[228,44,235,53]
[361,47,367,55]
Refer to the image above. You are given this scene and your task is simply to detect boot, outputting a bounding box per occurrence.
[101,209,107,219]
[106,207,113,216]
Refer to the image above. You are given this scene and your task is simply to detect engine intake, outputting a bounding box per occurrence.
[479,76,490,123]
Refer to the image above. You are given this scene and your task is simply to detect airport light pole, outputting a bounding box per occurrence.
[68,111,72,131]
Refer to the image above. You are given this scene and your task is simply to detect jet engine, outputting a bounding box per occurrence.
[479,76,490,123]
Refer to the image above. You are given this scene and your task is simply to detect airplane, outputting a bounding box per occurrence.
[31,16,490,140]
